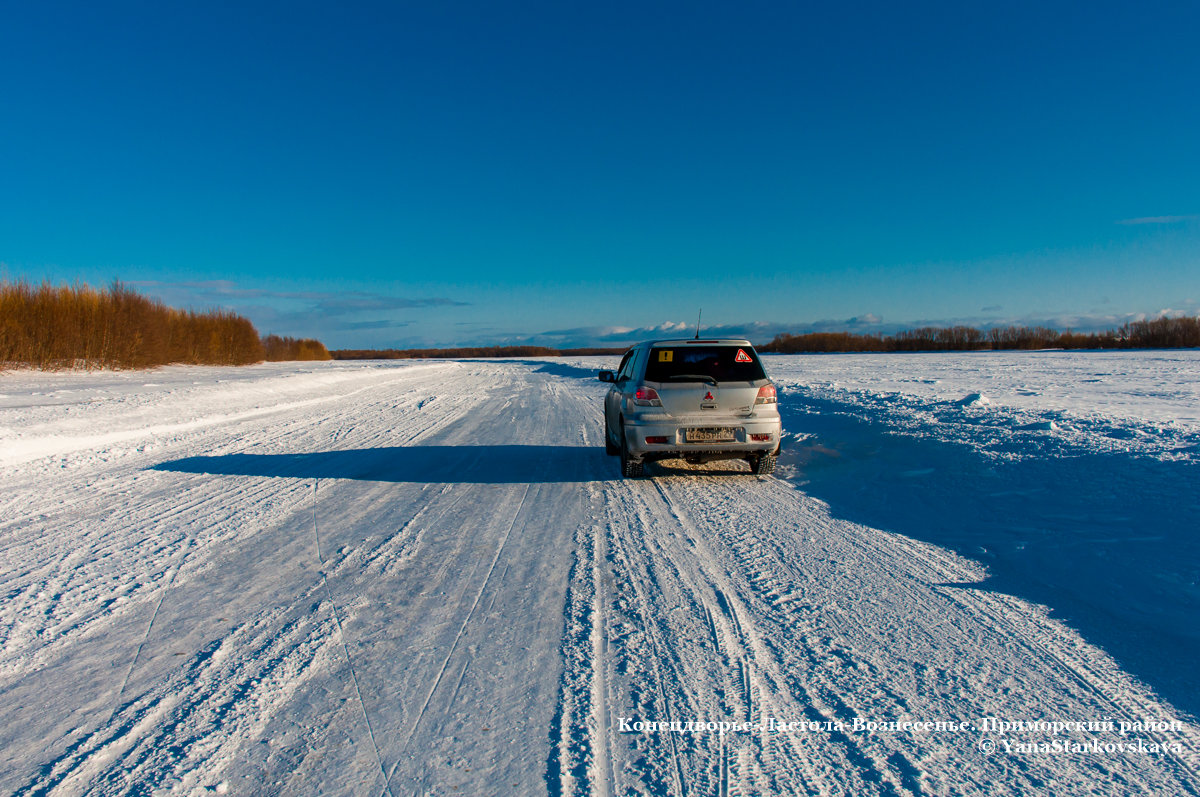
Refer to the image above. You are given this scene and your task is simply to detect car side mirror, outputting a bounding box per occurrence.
[598,370,616,383]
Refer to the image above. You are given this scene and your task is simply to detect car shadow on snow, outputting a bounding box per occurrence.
[779,394,1200,721]
[151,445,609,484]
[529,360,615,380]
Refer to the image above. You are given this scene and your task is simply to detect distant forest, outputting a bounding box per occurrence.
[336,317,1200,359]
[762,317,1200,353]
[1,280,330,369]
[333,346,624,359]
[10,277,1193,370]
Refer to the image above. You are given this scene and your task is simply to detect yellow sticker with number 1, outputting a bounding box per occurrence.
[658,350,673,362]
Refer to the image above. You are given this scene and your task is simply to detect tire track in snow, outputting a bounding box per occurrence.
[645,476,913,795]
[658,473,1200,794]
[545,519,602,797]
[3,362,500,793]
[312,477,393,796]
[0,363,459,469]
[384,484,532,792]
[601,486,691,797]
[102,560,185,728]
[543,380,622,797]
[634,477,867,795]
[589,501,614,797]
[674,476,1019,794]
[18,606,340,796]
[820,511,1200,783]
[1,363,483,687]
[0,473,301,685]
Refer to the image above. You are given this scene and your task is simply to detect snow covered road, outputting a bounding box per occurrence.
[2,358,1197,795]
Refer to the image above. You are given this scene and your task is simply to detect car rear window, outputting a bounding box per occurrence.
[644,345,766,383]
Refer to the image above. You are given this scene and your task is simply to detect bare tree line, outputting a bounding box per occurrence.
[1,280,330,369]
[332,346,625,359]
[762,317,1200,353]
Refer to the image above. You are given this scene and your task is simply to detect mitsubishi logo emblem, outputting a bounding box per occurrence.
[704,391,714,401]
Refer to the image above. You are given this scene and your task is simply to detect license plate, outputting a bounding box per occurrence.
[685,427,737,443]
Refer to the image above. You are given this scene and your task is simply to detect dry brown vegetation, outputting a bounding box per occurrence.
[333,346,624,359]
[1,280,329,369]
[263,334,332,361]
[763,317,1200,353]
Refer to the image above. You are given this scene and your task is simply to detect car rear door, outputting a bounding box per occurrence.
[644,345,766,418]
[605,347,639,430]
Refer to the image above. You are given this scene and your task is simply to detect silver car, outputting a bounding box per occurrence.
[599,338,782,477]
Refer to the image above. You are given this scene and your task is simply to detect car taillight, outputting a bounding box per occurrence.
[755,384,777,404]
[633,386,662,407]
[645,436,669,444]
[750,433,773,442]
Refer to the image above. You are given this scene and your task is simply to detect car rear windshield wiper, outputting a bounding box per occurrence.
[662,373,719,386]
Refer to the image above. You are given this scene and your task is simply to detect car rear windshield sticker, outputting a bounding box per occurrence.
[643,346,767,383]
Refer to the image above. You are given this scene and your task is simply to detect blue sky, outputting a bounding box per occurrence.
[3,1,1198,348]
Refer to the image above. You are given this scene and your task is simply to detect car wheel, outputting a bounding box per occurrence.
[750,453,777,476]
[620,421,644,478]
[604,413,619,455]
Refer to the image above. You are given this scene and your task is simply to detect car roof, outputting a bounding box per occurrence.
[641,338,753,347]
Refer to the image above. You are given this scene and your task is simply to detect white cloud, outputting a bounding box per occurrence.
[1116,215,1200,225]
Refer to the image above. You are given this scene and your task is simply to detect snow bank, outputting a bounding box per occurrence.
[0,360,448,469]
[766,350,1200,462]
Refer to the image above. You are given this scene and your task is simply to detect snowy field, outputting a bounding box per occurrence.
[1,352,1198,795]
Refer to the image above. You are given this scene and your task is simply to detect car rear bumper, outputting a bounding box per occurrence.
[623,415,782,459]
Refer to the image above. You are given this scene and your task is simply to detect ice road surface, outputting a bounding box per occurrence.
[1,353,1197,795]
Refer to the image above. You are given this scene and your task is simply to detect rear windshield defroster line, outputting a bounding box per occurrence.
[644,346,766,383]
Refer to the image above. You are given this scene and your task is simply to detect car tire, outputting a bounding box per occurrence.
[604,414,620,455]
[750,453,777,476]
[620,421,644,478]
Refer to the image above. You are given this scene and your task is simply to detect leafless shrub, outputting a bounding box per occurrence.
[762,318,1200,353]
[263,335,332,361]
[0,279,329,369]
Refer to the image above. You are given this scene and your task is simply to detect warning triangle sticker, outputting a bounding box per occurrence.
[735,348,753,363]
